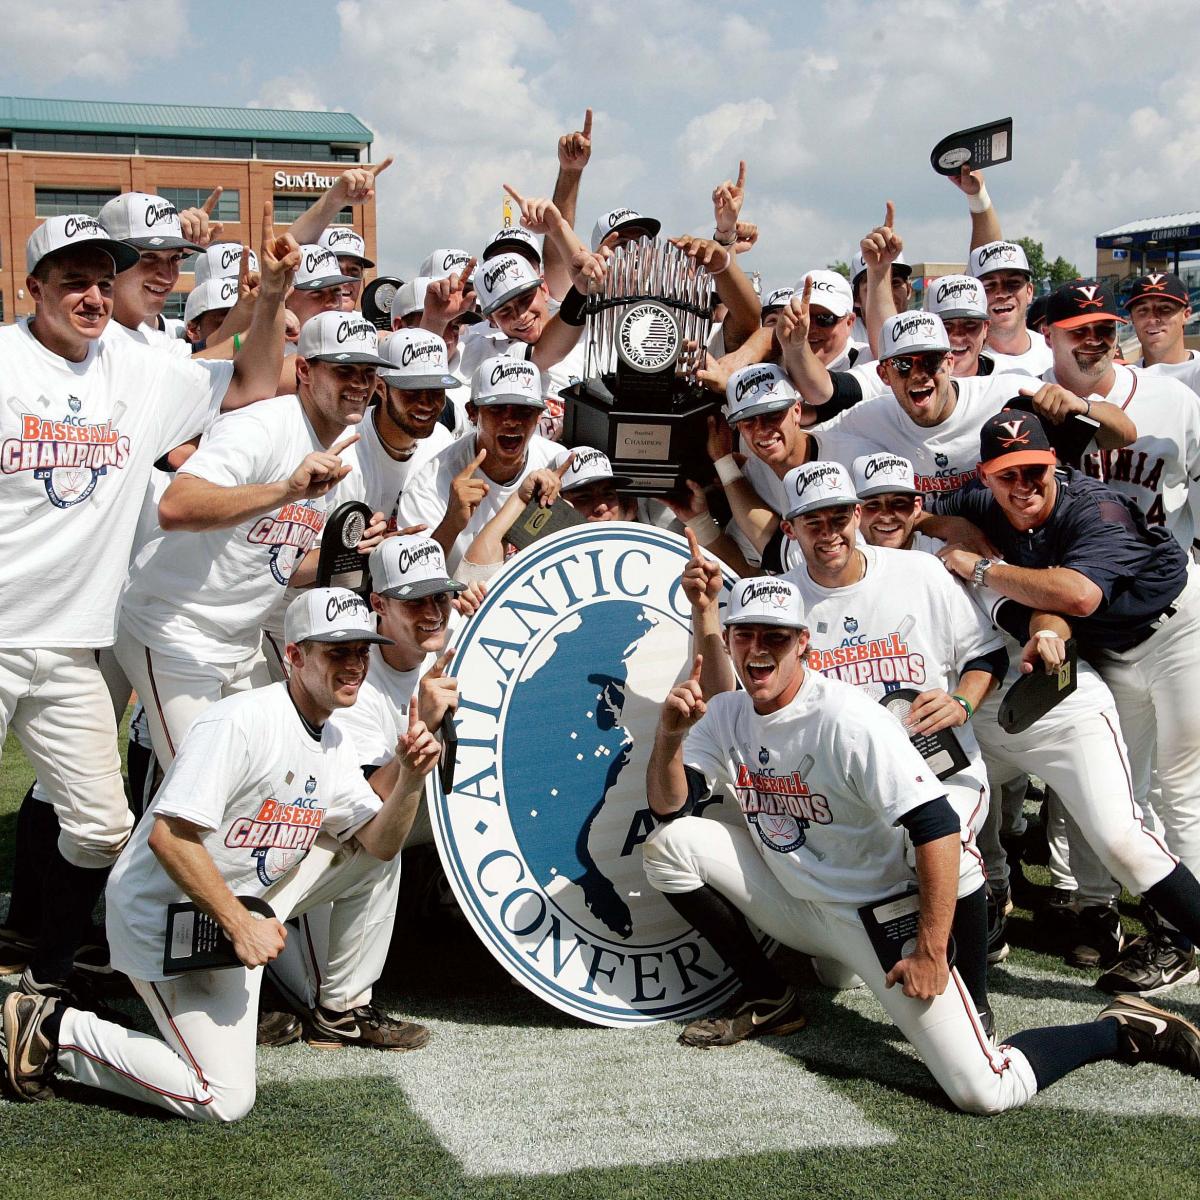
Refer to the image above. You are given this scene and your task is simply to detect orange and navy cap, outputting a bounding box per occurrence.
[978,409,1057,475]
[1126,273,1190,310]
[1045,279,1127,329]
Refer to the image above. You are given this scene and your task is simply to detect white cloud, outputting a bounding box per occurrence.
[0,0,187,84]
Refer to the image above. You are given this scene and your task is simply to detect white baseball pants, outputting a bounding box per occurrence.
[642,816,1039,1115]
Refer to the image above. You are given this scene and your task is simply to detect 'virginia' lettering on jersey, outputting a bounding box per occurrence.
[1080,447,1167,525]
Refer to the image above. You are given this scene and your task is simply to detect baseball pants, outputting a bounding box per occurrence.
[975,705,1176,902]
[113,623,272,766]
[0,647,131,868]
[1095,569,1200,880]
[642,816,1039,1114]
[55,834,389,1123]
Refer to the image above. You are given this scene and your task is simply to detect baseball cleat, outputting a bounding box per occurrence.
[0,927,36,976]
[1098,994,1200,1077]
[18,967,128,1026]
[257,1010,302,1047]
[678,985,807,1048]
[1095,934,1199,996]
[2,991,60,1102]
[986,893,1010,965]
[305,1003,430,1051]
[1067,904,1124,970]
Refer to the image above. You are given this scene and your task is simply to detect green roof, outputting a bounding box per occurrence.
[0,95,373,144]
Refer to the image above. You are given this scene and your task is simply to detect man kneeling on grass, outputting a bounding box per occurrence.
[643,575,1200,1114]
[2,588,437,1122]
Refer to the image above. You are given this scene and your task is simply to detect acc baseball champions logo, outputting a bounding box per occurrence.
[734,750,831,855]
[1,402,131,508]
[225,773,324,886]
[247,499,325,585]
[432,525,756,1026]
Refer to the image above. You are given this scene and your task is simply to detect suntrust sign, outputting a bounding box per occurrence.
[273,170,341,191]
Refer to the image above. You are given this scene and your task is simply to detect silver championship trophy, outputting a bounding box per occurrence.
[562,237,716,496]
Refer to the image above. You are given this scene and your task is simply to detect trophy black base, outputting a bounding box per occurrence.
[561,379,718,498]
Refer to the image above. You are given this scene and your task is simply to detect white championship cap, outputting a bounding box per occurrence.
[482,226,542,263]
[924,274,989,321]
[390,276,430,322]
[782,460,859,518]
[475,253,543,316]
[284,587,392,646]
[761,286,795,314]
[879,311,951,360]
[184,276,239,324]
[296,311,390,366]
[968,240,1031,279]
[561,447,630,492]
[193,243,258,285]
[724,364,800,424]
[799,269,854,317]
[294,245,356,292]
[590,206,661,252]
[723,576,807,629]
[369,535,466,600]
[319,225,374,268]
[851,248,912,284]
[852,452,918,498]
[419,248,471,280]
[25,214,140,274]
[379,328,459,389]
[471,354,545,408]
[98,192,202,252]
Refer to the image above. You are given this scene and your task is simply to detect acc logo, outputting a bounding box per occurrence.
[844,616,858,633]
[68,395,81,413]
[304,776,317,796]
[616,303,680,374]
[934,451,949,468]
[432,524,759,1026]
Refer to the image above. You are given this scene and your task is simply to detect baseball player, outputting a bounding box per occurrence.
[288,246,357,330]
[709,363,876,569]
[1033,279,1200,552]
[0,214,290,1009]
[317,226,374,311]
[2,589,437,1118]
[642,576,1200,1111]
[967,240,1053,375]
[396,355,570,574]
[933,410,1200,994]
[815,311,1133,500]
[1127,272,1200,391]
[267,537,465,1046]
[113,312,388,767]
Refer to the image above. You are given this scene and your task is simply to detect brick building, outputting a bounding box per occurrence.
[0,95,376,321]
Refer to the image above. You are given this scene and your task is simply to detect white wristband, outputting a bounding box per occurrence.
[1033,629,1062,640]
[714,455,743,485]
[685,512,722,547]
[709,247,733,275]
[966,183,992,214]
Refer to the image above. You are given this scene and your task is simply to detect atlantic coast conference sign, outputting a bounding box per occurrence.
[431,524,758,1026]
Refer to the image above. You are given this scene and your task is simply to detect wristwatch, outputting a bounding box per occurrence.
[972,558,993,587]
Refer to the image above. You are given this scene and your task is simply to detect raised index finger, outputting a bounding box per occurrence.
[735,159,746,190]
[464,446,488,473]
[261,200,275,250]
[502,182,526,209]
[202,186,223,215]
[582,108,593,138]
[685,526,702,557]
[555,451,576,478]
[330,432,361,456]
[689,653,703,682]
[884,200,895,229]
[370,155,395,178]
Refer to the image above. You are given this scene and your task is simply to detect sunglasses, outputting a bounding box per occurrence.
[809,311,843,328]
[862,495,917,515]
[887,351,949,376]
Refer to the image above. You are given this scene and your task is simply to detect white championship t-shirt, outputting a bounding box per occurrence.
[987,333,1053,376]
[684,669,946,906]
[105,682,381,982]
[0,318,230,648]
[397,431,570,573]
[1138,349,1200,397]
[815,372,1032,497]
[120,394,339,662]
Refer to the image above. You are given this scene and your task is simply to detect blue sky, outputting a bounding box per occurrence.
[3,0,1198,288]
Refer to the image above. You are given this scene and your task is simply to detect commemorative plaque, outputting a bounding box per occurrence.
[163,895,275,973]
[998,638,1078,734]
[362,275,403,331]
[316,501,374,595]
[561,238,719,496]
[930,118,1013,176]
[879,688,970,781]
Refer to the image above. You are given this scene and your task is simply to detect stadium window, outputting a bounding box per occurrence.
[273,196,353,225]
[157,187,241,222]
[14,130,136,154]
[136,136,253,159]
[34,188,120,217]
[255,140,359,163]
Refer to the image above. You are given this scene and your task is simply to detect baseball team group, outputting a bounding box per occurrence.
[1,108,1199,1125]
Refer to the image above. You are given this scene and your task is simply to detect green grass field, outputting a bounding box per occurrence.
[2,729,1198,1200]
